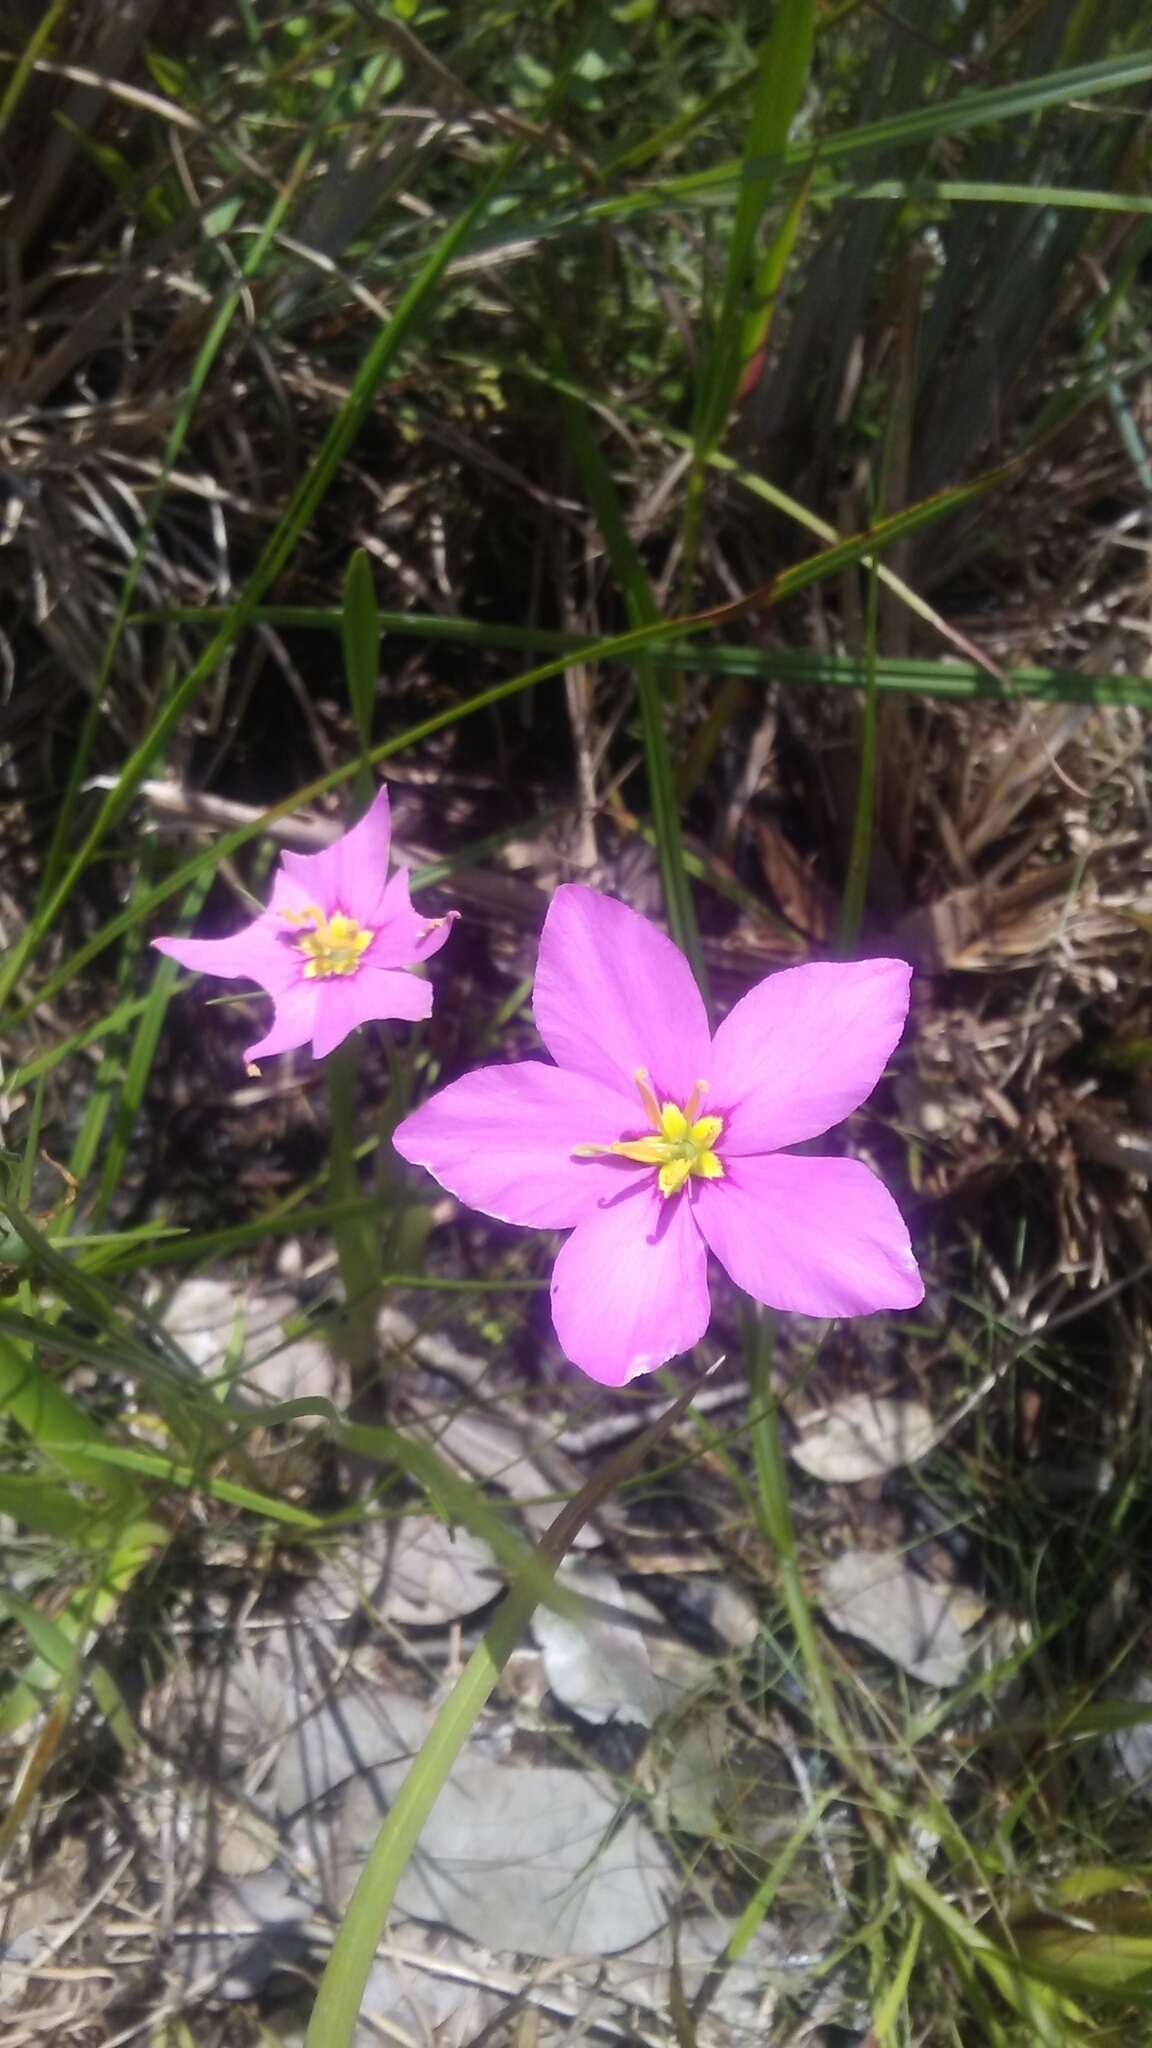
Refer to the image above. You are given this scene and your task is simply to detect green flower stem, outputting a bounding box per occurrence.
[326,1043,380,1389]
[745,1310,850,1754]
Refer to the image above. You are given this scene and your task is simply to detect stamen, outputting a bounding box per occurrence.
[572,1079,725,1198]
[683,1077,709,1123]
[633,1067,663,1129]
[287,907,374,979]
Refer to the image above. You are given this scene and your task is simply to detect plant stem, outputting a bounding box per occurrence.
[745,1307,851,1752]
[326,1044,380,1389]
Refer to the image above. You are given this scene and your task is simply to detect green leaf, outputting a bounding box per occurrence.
[342,548,381,795]
[0,1475,94,1542]
[0,1335,137,1498]
[47,1441,325,1529]
[693,0,816,458]
[1011,1899,1152,1993]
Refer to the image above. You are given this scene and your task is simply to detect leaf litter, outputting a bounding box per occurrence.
[820,1547,981,1688]
[789,1391,939,1482]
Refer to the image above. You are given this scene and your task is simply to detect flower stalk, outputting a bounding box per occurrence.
[745,1308,851,1754]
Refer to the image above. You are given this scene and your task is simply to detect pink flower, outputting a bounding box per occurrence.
[153,786,456,1065]
[393,885,923,1387]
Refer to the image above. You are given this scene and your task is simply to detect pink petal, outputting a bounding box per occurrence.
[694,1153,923,1318]
[550,1180,712,1386]
[279,785,393,925]
[709,959,912,1155]
[533,885,712,1102]
[244,980,319,1065]
[366,869,459,968]
[393,1062,640,1227]
[153,912,298,996]
[310,966,433,1059]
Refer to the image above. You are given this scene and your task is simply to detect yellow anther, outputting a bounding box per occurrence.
[573,1082,724,1198]
[659,1102,689,1142]
[283,906,373,979]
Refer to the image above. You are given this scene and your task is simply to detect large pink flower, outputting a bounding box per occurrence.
[153,786,456,1065]
[393,885,923,1387]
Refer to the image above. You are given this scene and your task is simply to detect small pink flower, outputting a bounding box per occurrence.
[393,885,923,1387]
[153,785,456,1066]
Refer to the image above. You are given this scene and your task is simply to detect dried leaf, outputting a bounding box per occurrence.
[754,817,836,939]
[652,1712,731,1835]
[534,1566,707,1727]
[214,1804,281,1878]
[790,1395,938,1483]
[534,1565,666,1727]
[820,1549,974,1687]
[161,1277,346,1412]
[373,1516,501,1626]
[340,1762,670,1957]
[170,1871,312,1999]
[275,1686,431,1819]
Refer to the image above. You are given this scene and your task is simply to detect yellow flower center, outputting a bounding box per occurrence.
[573,1069,725,1199]
[282,905,373,979]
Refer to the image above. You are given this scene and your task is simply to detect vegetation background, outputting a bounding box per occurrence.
[3,1,1152,2042]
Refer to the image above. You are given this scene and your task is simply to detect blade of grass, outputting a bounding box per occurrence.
[893,1853,1090,2042]
[148,602,1152,709]
[342,548,380,809]
[744,1306,850,1753]
[0,0,72,136]
[680,0,816,605]
[699,0,815,448]
[89,872,213,1224]
[838,540,881,946]
[305,1368,713,2047]
[872,1911,924,2043]
[47,1440,326,1529]
[0,1336,138,1498]
[559,384,704,982]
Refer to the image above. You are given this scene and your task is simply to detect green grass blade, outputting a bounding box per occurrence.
[838,550,880,945]
[342,547,381,805]
[560,386,704,982]
[0,0,70,136]
[873,1912,924,2043]
[0,1336,138,1498]
[693,0,816,459]
[47,1440,325,1528]
[146,603,1152,708]
[89,873,212,1222]
[834,176,1152,218]
[680,0,815,604]
[305,1372,709,2047]
[745,1308,849,1751]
